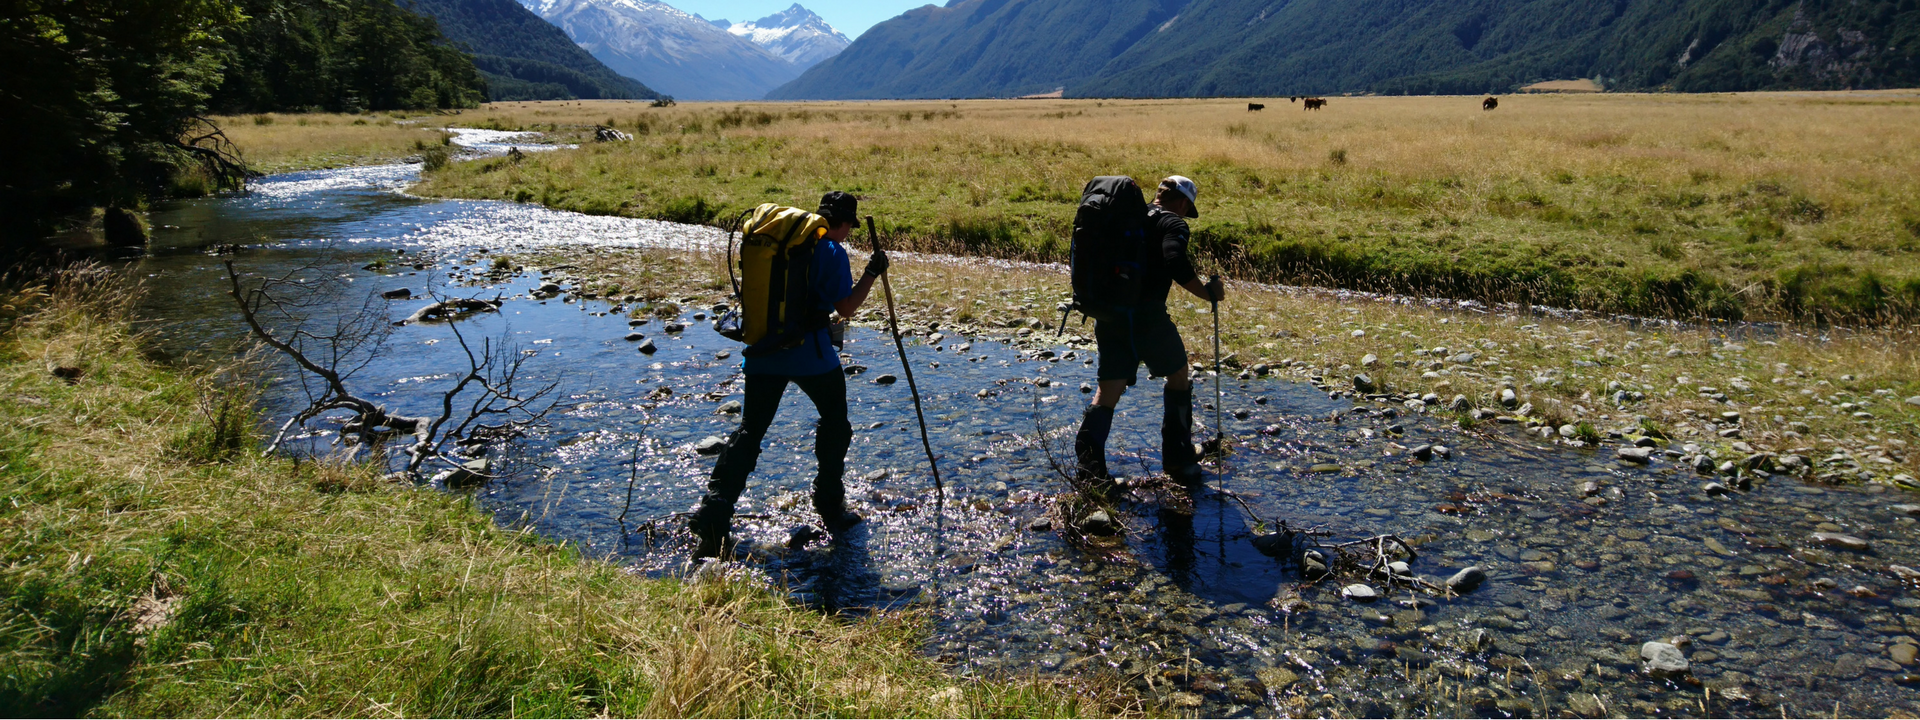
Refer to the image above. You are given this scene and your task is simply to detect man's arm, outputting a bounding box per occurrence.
[835,275,875,317]
[832,249,887,317]
[1161,214,1222,301]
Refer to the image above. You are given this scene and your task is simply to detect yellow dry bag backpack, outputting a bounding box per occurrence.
[714,203,834,357]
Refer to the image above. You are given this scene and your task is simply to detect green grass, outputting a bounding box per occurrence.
[407,95,1920,325]
[0,266,1133,717]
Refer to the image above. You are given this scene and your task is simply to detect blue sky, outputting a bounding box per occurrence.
[672,0,932,39]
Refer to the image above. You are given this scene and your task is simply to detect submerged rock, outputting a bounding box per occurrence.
[1617,447,1653,464]
[1810,532,1871,551]
[381,288,412,300]
[1342,584,1379,602]
[695,436,727,455]
[873,374,899,385]
[1079,510,1117,536]
[1641,641,1690,677]
[717,400,742,415]
[1447,566,1488,594]
[624,331,645,342]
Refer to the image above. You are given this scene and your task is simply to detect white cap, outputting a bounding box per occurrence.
[1161,175,1198,218]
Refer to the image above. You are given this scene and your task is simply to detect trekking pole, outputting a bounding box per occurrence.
[866,216,944,504]
[1209,274,1227,459]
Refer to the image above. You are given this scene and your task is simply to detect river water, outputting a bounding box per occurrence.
[125,131,1920,718]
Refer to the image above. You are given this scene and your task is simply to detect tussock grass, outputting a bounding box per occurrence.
[0,265,1134,717]
[532,245,1919,484]
[406,93,1920,324]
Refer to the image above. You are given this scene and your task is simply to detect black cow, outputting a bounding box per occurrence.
[1303,98,1326,111]
[1248,103,1266,112]
[1483,97,1499,111]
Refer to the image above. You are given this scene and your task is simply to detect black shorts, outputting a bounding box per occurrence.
[1093,311,1189,385]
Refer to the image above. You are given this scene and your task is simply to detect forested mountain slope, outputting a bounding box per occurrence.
[402,0,657,100]
[772,0,1920,99]
[766,0,1186,100]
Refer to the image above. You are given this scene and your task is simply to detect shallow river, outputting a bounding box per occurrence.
[126,131,1920,718]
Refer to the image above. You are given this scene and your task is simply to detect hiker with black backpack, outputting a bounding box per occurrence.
[692,191,888,560]
[1069,176,1225,488]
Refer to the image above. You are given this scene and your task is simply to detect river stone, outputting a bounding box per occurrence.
[1617,447,1654,464]
[1908,396,1920,407]
[873,374,898,385]
[1256,666,1299,690]
[1810,532,1871,551]
[1411,444,1435,461]
[535,282,561,295]
[1354,374,1377,393]
[1892,505,1920,517]
[1342,584,1379,602]
[1251,533,1291,557]
[637,339,657,354]
[1892,643,1918,665]
[717,400,742,415]
[1641,642,1690,677]
[1079,510,1117,536]
[1500,388,1518,409]
[1361,354,1379,368]
[1308,463,1344,474]
[381,288,412,300]
[1447,566,1488,593]
[695,436,727,455]
[785,525,823,549]
[628,318,648,327]
[624,332,645,341]
[443,458,490,486]
[1450,395,1471,412]
[1566,692,1604,718]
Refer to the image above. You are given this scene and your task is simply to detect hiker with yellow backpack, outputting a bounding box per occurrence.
[693,192,888,561]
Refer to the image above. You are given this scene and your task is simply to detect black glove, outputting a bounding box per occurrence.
[862,250,890,280]
[1205,276,1226,302]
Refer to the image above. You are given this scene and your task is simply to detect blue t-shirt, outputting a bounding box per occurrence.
[743,239,853,377]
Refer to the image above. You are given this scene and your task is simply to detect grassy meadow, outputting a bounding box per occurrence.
[214,112,456,173]
[407,93,1920,324]
[0,267,1131,717]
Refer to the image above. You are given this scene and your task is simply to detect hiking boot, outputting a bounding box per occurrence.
[819,507,864,534]
[690,516,732,560]
[1074,405,1116,485]
[1163,387,1205,488]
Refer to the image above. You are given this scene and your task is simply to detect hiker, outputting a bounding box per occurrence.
[691,191,888,560]
[1075,176,1225,487]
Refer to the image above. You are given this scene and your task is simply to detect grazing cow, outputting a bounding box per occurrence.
[1303,98,1326,111]
[1483,97,1499,111]
[1248,103,1266,112]
[1290,96,1300,103]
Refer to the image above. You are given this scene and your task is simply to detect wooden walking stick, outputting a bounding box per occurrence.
[866,216,944,504]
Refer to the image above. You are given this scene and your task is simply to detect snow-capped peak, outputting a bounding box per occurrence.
[727,4,850,69]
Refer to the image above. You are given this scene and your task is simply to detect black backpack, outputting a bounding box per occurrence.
[1067,176,1150,324]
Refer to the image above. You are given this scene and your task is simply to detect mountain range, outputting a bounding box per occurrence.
[518,0,846,100]
[716,4,851,69]
[401,0,655,100]
[774,0,1920,99]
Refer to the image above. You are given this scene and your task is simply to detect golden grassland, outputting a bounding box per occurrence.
[519,244,1919,485]
[0,267,1135,718]
[402,92,1920,324]
[214,111,454,173]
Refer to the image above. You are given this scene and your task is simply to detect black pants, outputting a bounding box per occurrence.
[698,369,852,527]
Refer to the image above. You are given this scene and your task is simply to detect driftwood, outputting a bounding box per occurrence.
[395,296,503,325]
[224,260,556,476]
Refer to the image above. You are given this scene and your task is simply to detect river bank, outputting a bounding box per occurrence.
[0,266,1128,717]
[525,244,1919,490]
